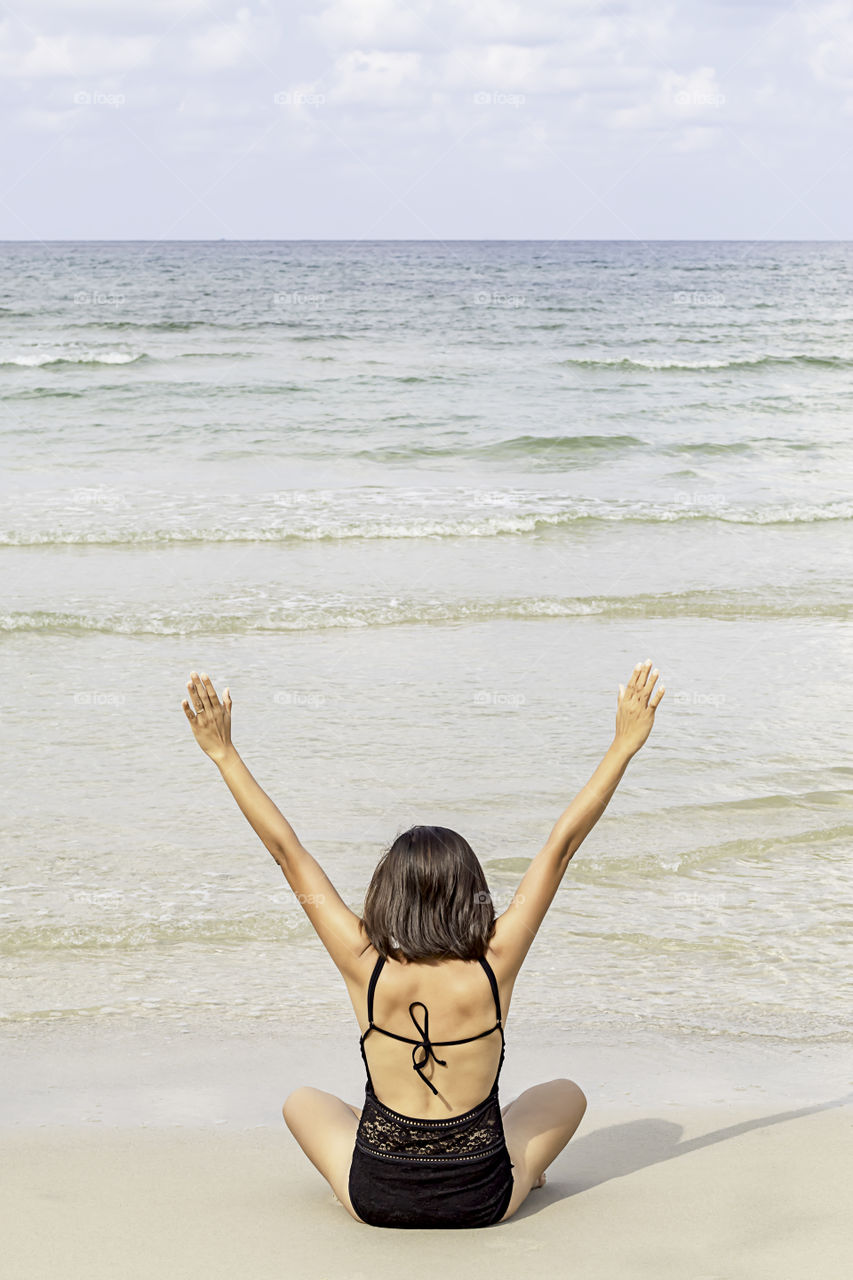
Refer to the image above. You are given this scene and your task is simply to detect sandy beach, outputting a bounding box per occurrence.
[3,1020,852,1280]
[5,1100,851,1280]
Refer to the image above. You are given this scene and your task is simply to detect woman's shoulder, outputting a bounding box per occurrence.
[373,945,512,1004]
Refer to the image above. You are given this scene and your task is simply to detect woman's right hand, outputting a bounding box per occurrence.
[614,659,665,757]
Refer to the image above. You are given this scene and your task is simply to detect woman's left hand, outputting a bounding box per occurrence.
[182,671,233,764]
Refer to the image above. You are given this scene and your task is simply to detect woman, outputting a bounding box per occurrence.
[182,658,665,1228]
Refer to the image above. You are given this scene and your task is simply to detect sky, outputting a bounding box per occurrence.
[1,0,852,239]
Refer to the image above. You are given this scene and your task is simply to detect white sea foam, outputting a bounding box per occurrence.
[1,348,144,367]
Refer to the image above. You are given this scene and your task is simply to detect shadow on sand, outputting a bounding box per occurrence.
[511,1090,853,1220]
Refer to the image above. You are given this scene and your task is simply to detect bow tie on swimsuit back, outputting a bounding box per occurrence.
[358,954,505,1098]
[406,1002,448,1091]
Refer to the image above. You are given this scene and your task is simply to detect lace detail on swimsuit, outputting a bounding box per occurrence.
[356,1090,505,1164]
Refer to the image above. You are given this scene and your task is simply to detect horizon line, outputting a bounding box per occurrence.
[0,237,852,245]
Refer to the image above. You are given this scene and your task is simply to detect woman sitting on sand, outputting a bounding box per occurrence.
[182,659,665,1228]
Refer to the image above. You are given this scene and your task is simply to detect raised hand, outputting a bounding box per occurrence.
[614,659,665,757]
[182,671,233,764]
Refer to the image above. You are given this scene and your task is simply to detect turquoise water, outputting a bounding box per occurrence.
[0,241,851,1053]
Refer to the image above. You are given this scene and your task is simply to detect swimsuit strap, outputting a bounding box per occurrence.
[476,956,506,1096]
[366,953,386,1026]
[477,955,503,1025]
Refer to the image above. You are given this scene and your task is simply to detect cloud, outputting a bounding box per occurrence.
[299,0,702,158]
[1,0,852,236]
[310,0,437,50]
[0,2,279,81]
[803,2,853,88]
[325,50,426,106]
[608,66,726,134]
[187,6,271,72]
[0,31,157,77]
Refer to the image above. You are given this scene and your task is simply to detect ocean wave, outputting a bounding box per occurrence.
[350,432,829,465]
[0,348,258,370]
[2,588,850,636]
[0,350,147,368]
[0,912,310,953]
[1,378,302,404]
[72,319,214,332]
[353,432,647,462]
[557,353,852,372]
[661,436,832,456]
[1,491,851,546]
[643,821,853,876]
[0,388,87,401]
[664,439,753,455]
[177,351,256,360]
[553,811,853,883]
[290,332,353,342]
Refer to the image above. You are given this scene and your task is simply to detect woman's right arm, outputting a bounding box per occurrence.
[490,660,665,975]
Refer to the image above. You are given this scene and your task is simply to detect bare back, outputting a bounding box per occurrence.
[344,946,518,1119]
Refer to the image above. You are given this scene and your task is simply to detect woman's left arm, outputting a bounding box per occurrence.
[183,672,370,976]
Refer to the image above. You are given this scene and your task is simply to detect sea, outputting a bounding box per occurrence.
[1,241,851,1112]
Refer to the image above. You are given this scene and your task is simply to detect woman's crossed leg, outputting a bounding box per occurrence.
[499,1078,587,1221]
[283,1088,364,1221]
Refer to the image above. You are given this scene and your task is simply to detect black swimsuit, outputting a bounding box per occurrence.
[348,954,514,1229]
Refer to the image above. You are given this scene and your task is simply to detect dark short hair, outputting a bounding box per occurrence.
[361,825,496,962]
